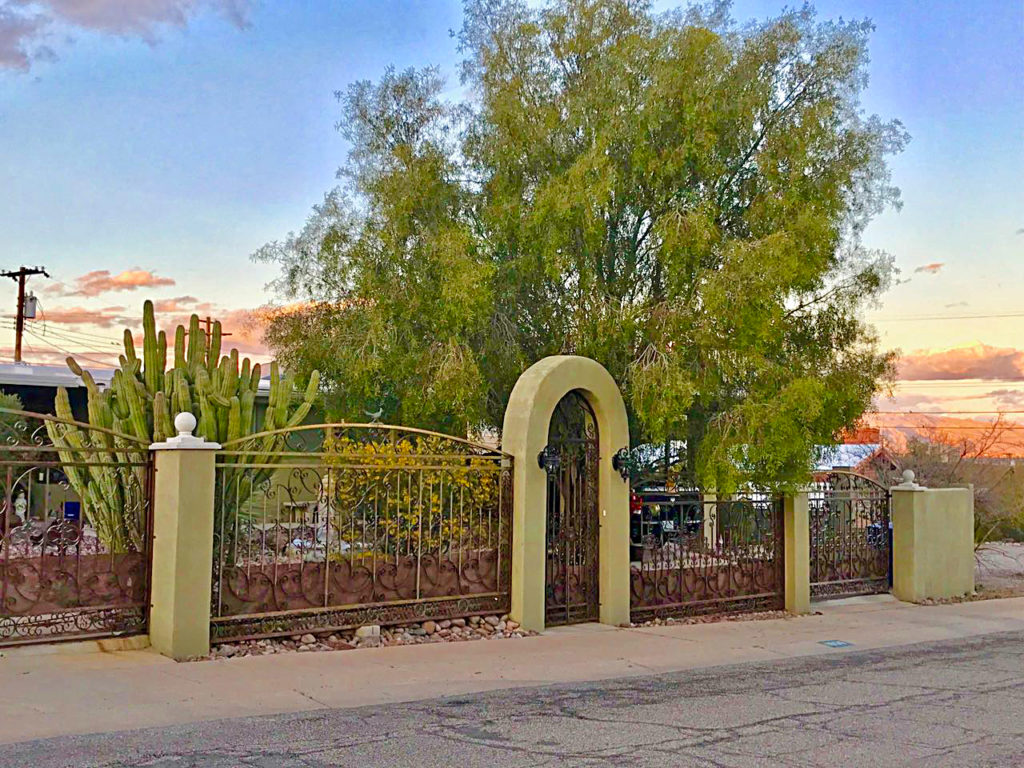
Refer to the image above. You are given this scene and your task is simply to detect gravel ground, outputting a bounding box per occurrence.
[211,614,535,659]
[976,541,1024,596]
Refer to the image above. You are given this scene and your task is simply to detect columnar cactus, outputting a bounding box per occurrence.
[48,300,321,551]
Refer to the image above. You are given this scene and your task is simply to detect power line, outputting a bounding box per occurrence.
[4,320,121,349]
[875,410,1024,415]
[22,327,115,368]
[874,311,1024,322]
[872,428,1024,434]
[33,326,121,349]
[892,381,1024,389]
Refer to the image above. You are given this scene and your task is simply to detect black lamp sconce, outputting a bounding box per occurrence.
[537,445,561,476]
[611,447,632,481]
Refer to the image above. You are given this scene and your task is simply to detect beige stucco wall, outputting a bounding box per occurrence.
[149,447,217,660]
[502,356,631,632]
[891,486,974,603]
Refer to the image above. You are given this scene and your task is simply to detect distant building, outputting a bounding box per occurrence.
[815,442,899,480]
[0,362,271,422]
[0,362,112,419]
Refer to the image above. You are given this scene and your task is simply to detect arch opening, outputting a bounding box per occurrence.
[501,356,630,632]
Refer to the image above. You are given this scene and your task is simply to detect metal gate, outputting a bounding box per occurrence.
[809,471,891,599]
[541,391,600,626]
[210,423,512,642]
[0,410,152,646]
[629,488,785,620]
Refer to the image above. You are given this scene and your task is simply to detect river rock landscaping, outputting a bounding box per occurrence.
[211,614,535,659]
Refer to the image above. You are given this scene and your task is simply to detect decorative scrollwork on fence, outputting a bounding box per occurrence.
[0,409,152,646]
[629,490,785,620]
[809,471,891,598]
[212,424,513,642]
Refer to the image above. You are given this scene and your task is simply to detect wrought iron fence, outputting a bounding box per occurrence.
[211,424,513,642]
[0,409,152,646]
[809,471,891,599]
[629,488,785,620]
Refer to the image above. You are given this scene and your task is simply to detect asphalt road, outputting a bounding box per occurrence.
[6,630,1024,767]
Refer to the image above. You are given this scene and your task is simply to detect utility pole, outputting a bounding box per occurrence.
[185,316,232,354]
[1,266,48,363]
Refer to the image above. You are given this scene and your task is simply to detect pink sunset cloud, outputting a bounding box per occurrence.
[913,262,944,275]
[57,269,176,297]
[1,1,252,71]
[151,296,200,313]
[41,305,132,328]
[899,343,1024,381]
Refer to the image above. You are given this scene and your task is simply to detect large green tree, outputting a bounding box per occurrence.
[254,0,906,489]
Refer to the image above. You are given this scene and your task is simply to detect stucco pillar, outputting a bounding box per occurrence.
[891,471,974,603]
[784,491,811,614]
[502,356,631,632]
[149,412,220,660]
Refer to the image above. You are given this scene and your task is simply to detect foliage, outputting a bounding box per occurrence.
[321,432,503,555]
[255,0,905,490]
[0,390,22,412]
[881,421,1024,548]
[0,390,23,436]
[48,300,321,550]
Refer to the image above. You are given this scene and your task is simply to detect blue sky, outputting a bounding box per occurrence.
[0,0,1021,410]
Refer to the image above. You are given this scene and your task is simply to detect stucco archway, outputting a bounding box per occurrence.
[502,356,631,632]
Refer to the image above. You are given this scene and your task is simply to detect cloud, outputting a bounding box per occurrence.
[877,391,949,412]
[900,343,1024,381]
[1016,228,1024,236]
[913,262,944,275]
[944,301,969,309]
[982,389,1024,409]
[152,295,198,312]
[0,6,48,70]
[1,0,252,71]
[41,304,131,327]
[56,269,176,297]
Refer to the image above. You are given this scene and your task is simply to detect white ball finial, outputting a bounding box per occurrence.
[174,411,197,436]
[902,469,915,485]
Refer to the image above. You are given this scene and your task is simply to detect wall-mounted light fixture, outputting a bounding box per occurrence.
[611,447,632,482]
[537,445,561,477]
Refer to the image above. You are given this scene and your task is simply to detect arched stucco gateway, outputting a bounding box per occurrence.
[502,356,631,632]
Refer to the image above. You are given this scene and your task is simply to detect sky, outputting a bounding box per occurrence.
[0,0,1022,417]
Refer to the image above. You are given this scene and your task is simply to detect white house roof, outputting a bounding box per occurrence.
[0,361,114,389]
[816,443,881,471]
[0,362,270,397]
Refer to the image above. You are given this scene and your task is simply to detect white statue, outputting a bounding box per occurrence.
[13,491,27,521]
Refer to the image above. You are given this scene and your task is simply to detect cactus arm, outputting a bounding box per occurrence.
[156,330,168,386]
[227,396,242,444]
[186,314,203,372]
[142,300,159,395]
[239,389,254,436]
[174,325,186,369]
[123,329,138,366]
[153,391,173,443]
[209,321,222,370]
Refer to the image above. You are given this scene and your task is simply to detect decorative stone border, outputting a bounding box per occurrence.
[211,613,535,659]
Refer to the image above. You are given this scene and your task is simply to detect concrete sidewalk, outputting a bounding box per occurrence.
[1,595,1023,746]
